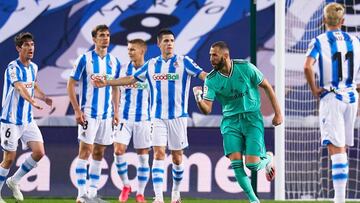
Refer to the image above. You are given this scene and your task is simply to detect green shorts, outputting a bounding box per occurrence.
[220,110,266,158]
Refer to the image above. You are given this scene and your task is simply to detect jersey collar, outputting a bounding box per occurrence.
[218,60,234,78]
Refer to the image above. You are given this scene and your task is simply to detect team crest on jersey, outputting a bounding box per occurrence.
[173,61,179,68]
[10,72,16,80]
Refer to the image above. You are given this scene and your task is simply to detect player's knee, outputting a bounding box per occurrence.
[92,146,105,160]
[113,143,127,155]
[154,151,165,160]
[172,156,182,165]
[171,150,183,165]
[79,148,92,160]
[92,150,104,160]
[114,148,126,156]
[32,150,45,161]
[245,161,261,172]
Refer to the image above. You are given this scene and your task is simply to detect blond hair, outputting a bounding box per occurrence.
[323,2,345,26]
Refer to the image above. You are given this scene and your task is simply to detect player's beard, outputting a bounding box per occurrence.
[213,57,225,71]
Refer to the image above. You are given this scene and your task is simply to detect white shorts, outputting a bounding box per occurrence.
[113,120,152,149]
[0,121,43,151]
[152,117,188,150]
[78,116,114,145]
[319,93,358,147]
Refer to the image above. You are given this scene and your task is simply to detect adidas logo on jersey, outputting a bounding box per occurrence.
[152,73,179,81]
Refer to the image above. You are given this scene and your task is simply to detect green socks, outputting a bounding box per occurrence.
[245,154,271,171]
[231,160,259,202]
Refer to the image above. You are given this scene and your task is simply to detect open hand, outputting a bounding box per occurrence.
[44,97,53,107]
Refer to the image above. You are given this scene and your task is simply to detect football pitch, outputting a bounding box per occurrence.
[1,198,337,203]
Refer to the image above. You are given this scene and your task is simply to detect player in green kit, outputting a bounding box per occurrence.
[193,41,283,203]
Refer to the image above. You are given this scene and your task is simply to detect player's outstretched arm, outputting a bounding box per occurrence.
[67,77,85,126]
[193,86,213,115]
[14,82,42,110]
[34,83,52,107]
[259,78,283,126]
[93,76,137,88]
[198,71,208,81]
[304,56,323,97]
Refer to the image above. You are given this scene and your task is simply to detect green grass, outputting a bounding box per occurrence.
[1,197,340,203]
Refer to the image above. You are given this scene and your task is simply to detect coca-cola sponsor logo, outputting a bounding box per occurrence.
[152,73,179,81]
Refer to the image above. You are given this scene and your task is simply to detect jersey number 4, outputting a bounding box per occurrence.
[332,51,354,82]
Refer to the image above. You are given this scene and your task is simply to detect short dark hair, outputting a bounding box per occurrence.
[14,32,34,47]
[211,41,230,52]
[157,28,175,41]
[91,24,110,38]
[128,38,147,50]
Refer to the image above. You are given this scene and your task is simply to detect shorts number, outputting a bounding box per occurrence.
[119,123,124,131]
[5,128,11,138]
[82,121,88,130]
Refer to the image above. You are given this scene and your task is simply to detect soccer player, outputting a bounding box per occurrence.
[0,32,52,203]
[93,29,207,203]
[114,39,150,203]
[67,24,120,203]
[304,3,360,203]
[193,41,282,203]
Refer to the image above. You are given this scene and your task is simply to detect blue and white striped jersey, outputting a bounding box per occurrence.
[1,59,37,125]
[134,55,203,119]
[306,30,360,103]
[70,50,121,119]
[119,62,150,122]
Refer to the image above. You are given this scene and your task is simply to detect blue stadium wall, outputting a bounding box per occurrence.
[0,127,275,199]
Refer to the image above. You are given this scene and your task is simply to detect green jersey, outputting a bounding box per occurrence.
[203,59,263,117]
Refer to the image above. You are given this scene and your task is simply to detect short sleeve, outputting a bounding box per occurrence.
[203,79,216,101]
[70,54,86,81]
[245,63,264,86]
[119,63,128,77]
[134,60,149,82]
[7,64,21,85]
[183,56,203,77]
[306,38,320,59]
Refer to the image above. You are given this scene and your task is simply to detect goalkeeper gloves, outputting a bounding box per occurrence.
[193,86,203,102]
